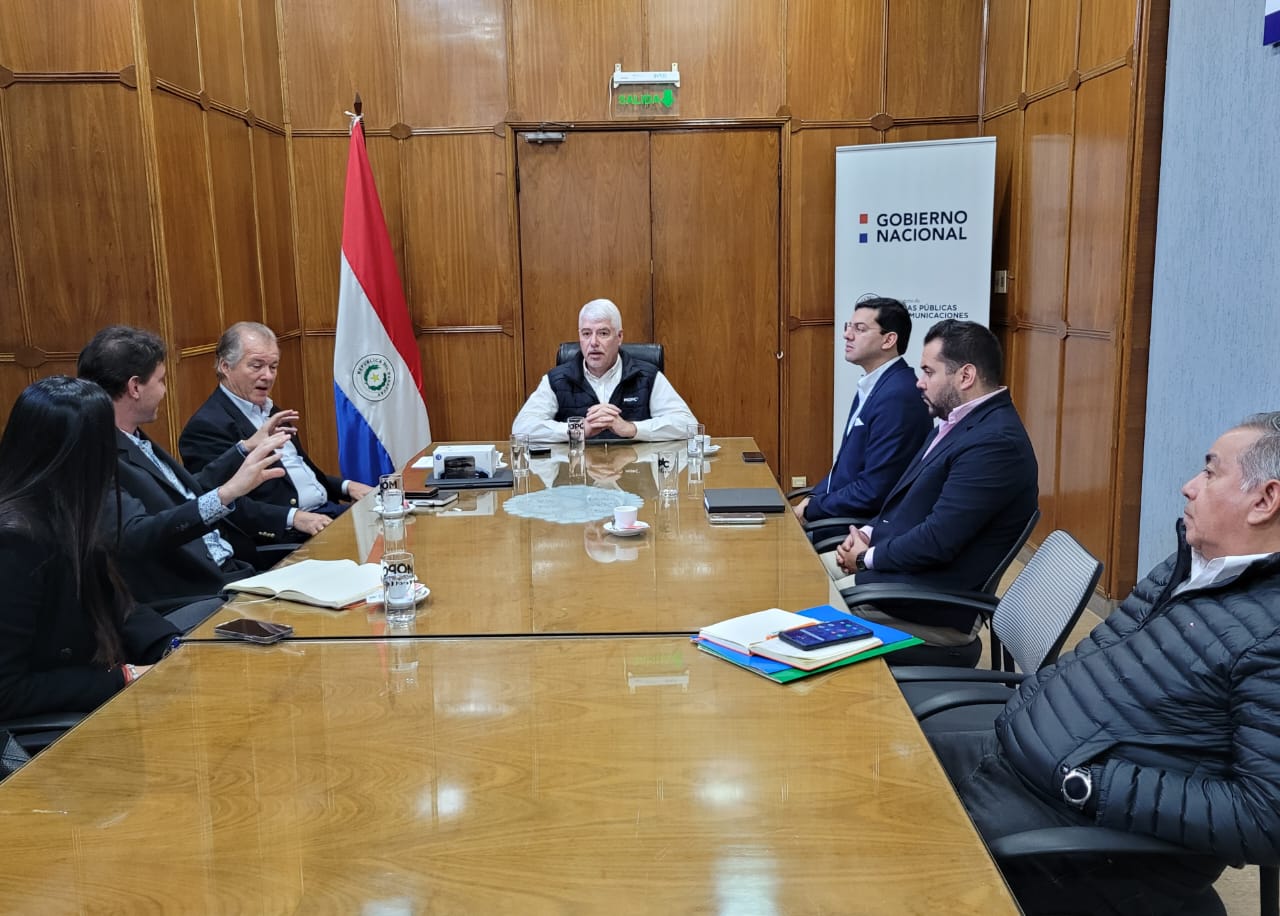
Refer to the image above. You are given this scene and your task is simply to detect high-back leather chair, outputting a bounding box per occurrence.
[556,342,664,373]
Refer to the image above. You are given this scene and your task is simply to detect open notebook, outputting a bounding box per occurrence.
[224,559,384,609]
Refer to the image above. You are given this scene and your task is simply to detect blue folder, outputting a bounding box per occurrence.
[693,604,923,683]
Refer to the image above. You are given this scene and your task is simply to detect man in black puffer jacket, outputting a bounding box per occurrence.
[931,411,1280,915]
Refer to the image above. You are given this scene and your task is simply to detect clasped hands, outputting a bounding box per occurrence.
[583,403,636,439]
[834,526,872,575]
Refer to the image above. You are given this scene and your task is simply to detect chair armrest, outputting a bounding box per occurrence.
[785,487,812,502]
[894,666,1028,685]
[811,534,848,554]
[0,712,87,734]
[988,826,1192,860]
[838,582,998,616]
[912,686,1016,721]
[802,515,871,537]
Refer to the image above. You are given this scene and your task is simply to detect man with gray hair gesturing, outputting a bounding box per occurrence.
[180,321,373,541]
[512,298,697,443]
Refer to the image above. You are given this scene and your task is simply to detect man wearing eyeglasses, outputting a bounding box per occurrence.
[795,297,932,525]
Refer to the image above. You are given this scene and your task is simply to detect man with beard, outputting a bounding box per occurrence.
[829,319,1039,666]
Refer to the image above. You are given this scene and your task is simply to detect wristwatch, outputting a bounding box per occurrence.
[854,553,868,573]
[1061,765,1093,809]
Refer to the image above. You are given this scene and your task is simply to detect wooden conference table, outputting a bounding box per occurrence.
[0,438,1018,912]
[0,637,1016,913]
[192,438,831,639]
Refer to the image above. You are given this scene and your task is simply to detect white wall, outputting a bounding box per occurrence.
[1138,2,1280,573]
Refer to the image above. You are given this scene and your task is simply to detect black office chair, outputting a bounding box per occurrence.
[556,342,664,372]
[833,510,1041,660]
[0,712,86,756]
[891,530,1102,729]
[783,485,873,549]
[988,827,1277,916]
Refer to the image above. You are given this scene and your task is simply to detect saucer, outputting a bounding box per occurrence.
[365,582,431,605]
[372,500,424,517]
[604,520,650,538]
[700,444,721,455]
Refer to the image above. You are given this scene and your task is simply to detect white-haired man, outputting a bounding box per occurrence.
[179,321,372,541]
[512,298,696,442]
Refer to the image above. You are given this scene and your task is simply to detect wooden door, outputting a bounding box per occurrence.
[516,131,652,395]
[652,130,781,463]
[516,127,781,465]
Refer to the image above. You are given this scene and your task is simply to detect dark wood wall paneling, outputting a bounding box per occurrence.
[0,1,165,435]
[0,0,1167,594]
[988,0,1162,596]
[0,0,293,456]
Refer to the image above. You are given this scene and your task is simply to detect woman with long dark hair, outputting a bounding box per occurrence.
[0,376,178,719]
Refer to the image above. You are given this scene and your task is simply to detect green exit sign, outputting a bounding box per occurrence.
[610,66,681,120]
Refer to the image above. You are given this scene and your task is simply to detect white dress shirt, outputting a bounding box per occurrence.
[221,386,335,526]
[1173,549,1274,596]
[511,358,697,443]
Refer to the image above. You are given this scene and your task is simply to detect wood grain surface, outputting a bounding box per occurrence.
[191,438,830,640]
[0,637,1017,914]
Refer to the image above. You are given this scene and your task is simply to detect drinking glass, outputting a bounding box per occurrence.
[687,424,706,460]
[509,434,530,476]
[567,416,586,453]
[567,416,587,478]
[657,450,679,500]
[378,472,405,519]
[381,549,417,624]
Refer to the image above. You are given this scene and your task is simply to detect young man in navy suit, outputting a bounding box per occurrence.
[794,297,932,525]
[834,319,1039,666]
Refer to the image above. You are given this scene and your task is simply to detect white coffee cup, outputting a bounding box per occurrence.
[699,434,712,450]
[614,505,639,529]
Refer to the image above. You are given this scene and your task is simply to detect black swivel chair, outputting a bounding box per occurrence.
[893,529,1102,728]
[0,712,86,757]
[988,827,1276,916]
[556,342,665,372]
[833,509,1041,661]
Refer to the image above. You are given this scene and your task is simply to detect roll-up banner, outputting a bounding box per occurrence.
[831,137,996,453]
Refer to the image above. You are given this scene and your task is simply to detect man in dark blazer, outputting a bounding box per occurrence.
[78,326,291,625]
[833,319,1039,666]
[179,322,371,542]
[795,297,932,524]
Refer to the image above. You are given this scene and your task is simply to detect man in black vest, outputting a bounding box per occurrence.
[512,298,696,442]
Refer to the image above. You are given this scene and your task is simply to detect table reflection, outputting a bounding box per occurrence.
[0,638,1016,914]
[191,438,829,640]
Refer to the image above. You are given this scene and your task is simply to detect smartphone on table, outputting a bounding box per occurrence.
[213,618,294,645]
[778,618,873,651]
[741,451,767,463]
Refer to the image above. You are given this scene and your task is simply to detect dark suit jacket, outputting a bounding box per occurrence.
[804,358,933,520]
[179,388,346,535]
[103,429,264,614]
[858,389,1039,630]
[0,530,178,718]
